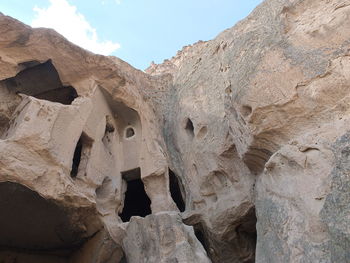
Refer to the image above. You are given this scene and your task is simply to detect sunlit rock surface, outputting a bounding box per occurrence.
[0,0,350,262]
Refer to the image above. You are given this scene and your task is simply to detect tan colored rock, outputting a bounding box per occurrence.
[146,0,350,262]
[123,213,210,263]
[1,0,350,262]
[0,12,186,263]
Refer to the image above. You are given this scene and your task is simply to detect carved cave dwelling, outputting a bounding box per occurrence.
[0,0,350,262]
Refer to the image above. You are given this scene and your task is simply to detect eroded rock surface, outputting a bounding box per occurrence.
[0,0,350,262]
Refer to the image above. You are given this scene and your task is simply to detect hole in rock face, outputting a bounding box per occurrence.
[71,137,83,178]
[119,168,151,222]
[169,169,186,212]
[190,207,257,263]
[125,127,135,138]
[193,224,210,255]
[185,118,194,137]
[3,60,78,105]
[120,255,128,263]
[71,133,92,178]
[235,208,257,263]
[0,182,86,254]
[241,105,252,117]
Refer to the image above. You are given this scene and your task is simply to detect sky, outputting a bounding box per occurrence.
[1,0,263,70]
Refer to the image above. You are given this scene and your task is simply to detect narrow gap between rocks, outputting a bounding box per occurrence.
[71,133,92,178]
[188,207,257,263]
[194,225,210,254]
[169,169,186,212]
[235,207,257,263]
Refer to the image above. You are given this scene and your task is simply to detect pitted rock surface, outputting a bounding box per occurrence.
[0,0,350,262]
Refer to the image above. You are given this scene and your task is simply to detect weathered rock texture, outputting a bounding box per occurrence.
[0,0,349,262]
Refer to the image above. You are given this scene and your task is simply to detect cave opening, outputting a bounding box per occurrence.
[3,60,78,105]
[71,137,83,178]
[188,207,257,263]
[119,168,152,222]
[194,225,210,254]
[169,169,186,212]
[235,208,257,263]
[71,133,92,178]
[185,118,194,137]
[0,182,87,262]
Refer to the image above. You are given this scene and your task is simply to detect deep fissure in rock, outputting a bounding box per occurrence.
[189,207,257,263]
[185,118,194,137]
[71,137,83,178]
[3,60,78,105]
[235,208,257,263]
[169,169,186,212]
[119,168,151,222]
[71,133,92,178]
[194,225,210,254]
[0,182,86,259]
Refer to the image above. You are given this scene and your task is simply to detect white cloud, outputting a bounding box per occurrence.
[115,0,122,4]
[31,0,120,55]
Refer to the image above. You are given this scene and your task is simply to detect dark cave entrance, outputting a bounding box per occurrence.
[71,137,83,178]
[71,133,92,178]
[169,169,186,212]
[235,207,257,263]
[187,207,257,263]
[125,127,135,138]
[194,224,210,255]
[119,168,152,222]
[0,182,87,261]
[185,118,194,138]
[3,60,78,105]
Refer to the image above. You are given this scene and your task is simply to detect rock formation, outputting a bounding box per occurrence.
[0,0,349,262]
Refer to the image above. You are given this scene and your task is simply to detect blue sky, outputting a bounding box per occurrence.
[1,0,263,70]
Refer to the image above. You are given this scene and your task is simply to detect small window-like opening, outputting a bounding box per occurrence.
[169,169,186,212]
[119,168,151,222]
[185,118,194,137]
[125,127,135,138]
[71,133,92,178]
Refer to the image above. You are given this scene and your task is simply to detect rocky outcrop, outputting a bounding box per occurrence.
[0,0,350,262]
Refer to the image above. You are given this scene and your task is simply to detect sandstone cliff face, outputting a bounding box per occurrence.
[0,0,349,262]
